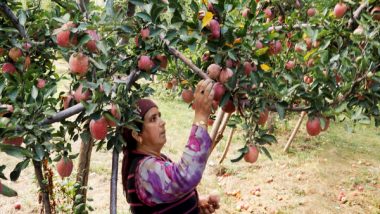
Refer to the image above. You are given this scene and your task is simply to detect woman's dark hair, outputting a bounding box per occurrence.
[121,122,143,197]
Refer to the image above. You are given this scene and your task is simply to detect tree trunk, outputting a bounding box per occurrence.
[74,139,94,206]
[110,148,119,214]
[33,160,52,214]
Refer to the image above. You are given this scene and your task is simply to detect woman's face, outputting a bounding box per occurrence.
[140,107,166,147]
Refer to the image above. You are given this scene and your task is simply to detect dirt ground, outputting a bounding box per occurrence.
[0,96,379,214]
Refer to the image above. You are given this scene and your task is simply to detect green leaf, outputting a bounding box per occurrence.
[80,131,91,143]
[31,86,38,100]
[255,47,268,56]
[261,134,277,144]
[136,12,152,22]
[260,146,272,161]
[89,57,107,70]
[10,159,29,181]
[227,51,238,61]
[230,151,245,162]
[275,103,286,120]
[0,183,18,197]
[0,144,33,159]
[18,11,27,26]
[0,117,10,128]
[96,41,108,57]
[34,143,45,161]
[78,35,91,46]
[120,25,133,34]
[335,102,348,113]
[128,0,145,6]
[105,0,115,16]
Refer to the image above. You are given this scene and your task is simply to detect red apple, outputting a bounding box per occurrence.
[258,109,269,126]
[371,6,380,21]
[306,58,314,67]
[69,52,89,75]
[3,136,23,146]
[8,47,22,62]
[56,21,78,47]
[304,38,312,50]
[56,157,73,178]
[264,8,272,19]
[90,117,108,140]
[295,43,304,53]
[73,84,91,103]
[181,89,194,104]
[207,63,222,80]
[306,117,321,136]
[285,60,296,70]
[24,55,31,70]
[107,103,121,127]
[334,3,347,19]
[244,61,254,76]
[155,55,168,69]
[242,8,250,18]
[14,202,21,210]
[37,78,46,89]
[303,75,314,84]
[2,63,16,74]
[207,118,214,126]
[244,145,259,163]
[209,19,220,39]
[222,99,235,113]
[202,52,210,62]
[140,28,150,40]
[269,40,282,55]
[166,81,173,89]
[62,94,73,109]
[213,82,226,102]
[219,68,233,83]
[22,42,32,50]
[307,8,316,17]
[138,55,154,72]
[256,41,263,49]
[85,30,100,53]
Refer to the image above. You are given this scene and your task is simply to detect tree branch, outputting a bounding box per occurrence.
[159,34,209,80]
[0,2,27,39]
[38,70,140,127]
[348,2,368,28]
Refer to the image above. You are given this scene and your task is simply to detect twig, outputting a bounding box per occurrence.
[348,2,369,28]
[159,34,209,80]
[0,3,27,38]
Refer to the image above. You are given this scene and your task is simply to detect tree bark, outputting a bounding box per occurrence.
[33,160,52,214]
[74,139,94,206]
[110,148,119,214]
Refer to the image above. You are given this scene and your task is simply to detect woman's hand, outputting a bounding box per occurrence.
[198,193,220,214]
[193,79,215,127]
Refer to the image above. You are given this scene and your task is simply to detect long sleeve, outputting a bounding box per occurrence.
[135,125,212,205]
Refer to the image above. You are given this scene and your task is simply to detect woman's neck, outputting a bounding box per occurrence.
[136,145,161,157]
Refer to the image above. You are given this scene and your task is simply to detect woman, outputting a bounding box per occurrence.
[121,79,219,214]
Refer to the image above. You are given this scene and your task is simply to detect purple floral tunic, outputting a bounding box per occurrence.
[135,125,212,205]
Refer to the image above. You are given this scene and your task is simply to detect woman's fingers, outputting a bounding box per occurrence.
[195,80,205,95]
